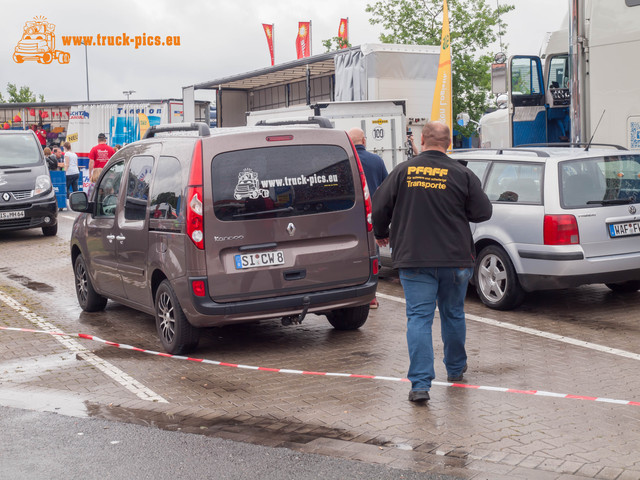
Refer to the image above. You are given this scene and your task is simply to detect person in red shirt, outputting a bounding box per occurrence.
[33,125,47,148]
[88,133,115,177]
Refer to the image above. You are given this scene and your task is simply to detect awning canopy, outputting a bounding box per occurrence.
[192,49,353,91]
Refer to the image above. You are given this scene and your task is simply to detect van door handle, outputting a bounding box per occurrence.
[106,234,115,242]
[116,235,126,241]
[283,269,306,281]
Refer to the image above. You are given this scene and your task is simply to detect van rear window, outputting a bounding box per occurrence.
[212,145,355,221]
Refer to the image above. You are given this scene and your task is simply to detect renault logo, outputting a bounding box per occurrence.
[630,205,637,215]
[2,193,10,202]
[287,223,296,236]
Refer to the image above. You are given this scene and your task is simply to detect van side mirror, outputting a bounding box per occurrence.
[69,191,89,212]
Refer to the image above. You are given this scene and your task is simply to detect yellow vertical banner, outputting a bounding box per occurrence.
[138,113,150,140]
[430,0,452,143]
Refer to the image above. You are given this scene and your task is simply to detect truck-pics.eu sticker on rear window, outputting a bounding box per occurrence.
[233,168,270,200]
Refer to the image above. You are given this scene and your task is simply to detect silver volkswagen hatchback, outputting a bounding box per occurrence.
[450,146,640,310]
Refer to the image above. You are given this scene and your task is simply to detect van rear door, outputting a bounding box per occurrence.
[201,129,372,303]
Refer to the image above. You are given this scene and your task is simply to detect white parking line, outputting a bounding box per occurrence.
[0,291,167,403]
[376,292,640,362]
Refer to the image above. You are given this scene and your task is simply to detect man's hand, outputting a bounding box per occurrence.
[376,238,389,247]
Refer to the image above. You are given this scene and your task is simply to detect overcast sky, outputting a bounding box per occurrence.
[2,0,566,104]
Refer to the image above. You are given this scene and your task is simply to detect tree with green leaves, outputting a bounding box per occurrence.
[0,83,45,103]
[366,0,513,137]
[322,36,351,52]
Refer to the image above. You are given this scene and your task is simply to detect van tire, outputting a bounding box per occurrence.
[327,305,369,330]
[475,245,525,310]
[605,281,640,293]
[42,224,58,236]
[74,254,107,312]
[155,280,199,355]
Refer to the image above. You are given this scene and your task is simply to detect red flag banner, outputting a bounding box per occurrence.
[338,18,348,48]
[262,23,275,66]
[296,21,311,59]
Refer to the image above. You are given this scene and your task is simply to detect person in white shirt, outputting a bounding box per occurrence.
[63,141,80,199]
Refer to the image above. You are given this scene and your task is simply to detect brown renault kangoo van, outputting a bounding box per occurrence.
[69,121,378,354]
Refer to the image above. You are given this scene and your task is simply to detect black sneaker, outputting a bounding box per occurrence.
[408,390,430,402]
[447,363,468,382]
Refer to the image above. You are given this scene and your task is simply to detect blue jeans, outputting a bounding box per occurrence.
[399,267,473,391]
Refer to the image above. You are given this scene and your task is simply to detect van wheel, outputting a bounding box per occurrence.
[475,245,525,310]
[74,254,107,312]
[42,224,58,236]
[155,280,199,355]
[327,305,369,330]
[605,281,640,293]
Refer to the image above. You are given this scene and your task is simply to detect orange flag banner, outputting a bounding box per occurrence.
[262,23,275,66]
[338,18,348,48]
[430,0,453,145]
[296,21,311,59]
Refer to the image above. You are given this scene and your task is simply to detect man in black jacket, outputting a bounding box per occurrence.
[372,121,492,403]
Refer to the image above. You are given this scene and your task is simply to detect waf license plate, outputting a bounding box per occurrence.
[608,221,640,238]
[235,250,285,269]
[0,210,25,220]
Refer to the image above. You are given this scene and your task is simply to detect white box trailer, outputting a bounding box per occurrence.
[247,100,410,173]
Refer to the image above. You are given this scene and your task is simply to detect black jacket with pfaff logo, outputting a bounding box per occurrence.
[371,150,492,269]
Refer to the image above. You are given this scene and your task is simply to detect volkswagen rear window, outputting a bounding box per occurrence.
[212,145,355,221]
[560,155,640,208]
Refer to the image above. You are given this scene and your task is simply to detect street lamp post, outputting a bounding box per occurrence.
[82,40,89,101]
[123,90,136,100]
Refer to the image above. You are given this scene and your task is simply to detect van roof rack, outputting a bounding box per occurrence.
[143,122,210,139]
[254,116,333,129]
[452,148,550,158]
[518,142,627,151]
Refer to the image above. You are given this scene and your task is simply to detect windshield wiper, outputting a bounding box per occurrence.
[586,198,634,205]
[232,206,294,219]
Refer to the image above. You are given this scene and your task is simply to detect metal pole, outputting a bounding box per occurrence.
[83,41,90,101]
[569,0,583,143]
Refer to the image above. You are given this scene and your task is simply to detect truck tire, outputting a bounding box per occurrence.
[326,305,369,330]
[475,245,525,310]
[39,52,53,64]
[74,254,107,312]
[155,280,199,354]
[58,52,70,64]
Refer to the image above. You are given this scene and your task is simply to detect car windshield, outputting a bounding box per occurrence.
[0,134,42,168]
[560,154,640,208]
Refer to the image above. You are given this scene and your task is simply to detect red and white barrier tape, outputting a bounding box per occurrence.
[1,325,639,407]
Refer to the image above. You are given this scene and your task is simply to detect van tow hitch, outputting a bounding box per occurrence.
[281,296,311,326]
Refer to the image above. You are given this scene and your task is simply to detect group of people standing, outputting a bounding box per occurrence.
[351,122,493,404]
[43,133,117,203]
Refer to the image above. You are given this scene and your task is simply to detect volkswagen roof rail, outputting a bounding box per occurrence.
[518,142,627,151]
[451,148,550,158]
[143,122,210,139]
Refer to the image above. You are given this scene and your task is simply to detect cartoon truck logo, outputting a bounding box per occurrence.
[233,168,269,200]
[13,16,70,65]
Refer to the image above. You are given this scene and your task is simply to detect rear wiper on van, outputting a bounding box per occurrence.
[233,206,294,218]
[586,198,634,205]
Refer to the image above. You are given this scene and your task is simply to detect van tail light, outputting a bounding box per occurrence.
[186,140,204,250]
[544,214,580,245]
[347,134,373,232]
[192,279,206,297]
[372,257,379,275]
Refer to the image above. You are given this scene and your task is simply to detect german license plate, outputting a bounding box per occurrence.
[0,210,25,220]
[608,221,640,238]
[235,250,285,269]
